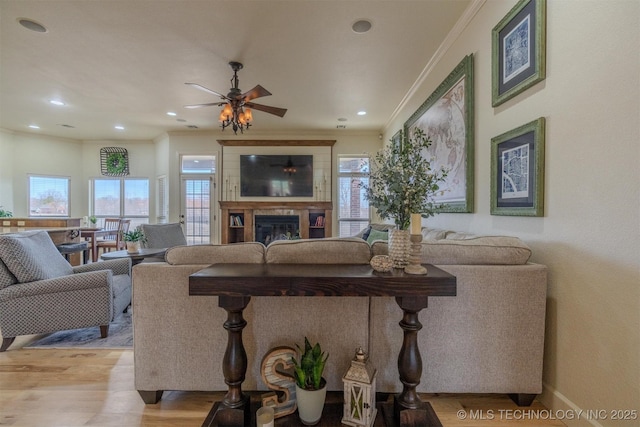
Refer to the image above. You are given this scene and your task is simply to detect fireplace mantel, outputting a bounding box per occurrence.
[220,201,332,244]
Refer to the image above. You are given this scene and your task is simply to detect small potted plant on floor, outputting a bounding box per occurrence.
[123,229,145,253]
[292,337,329,426]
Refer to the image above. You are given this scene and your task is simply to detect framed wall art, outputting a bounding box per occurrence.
[492,0,546,107]
[100,147,130,176]
[490,117,545,216]
[404,54,474,213]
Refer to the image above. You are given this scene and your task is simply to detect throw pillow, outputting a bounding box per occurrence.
[361,226,372,241]
[366,228,388,244]
[0,231,74,283]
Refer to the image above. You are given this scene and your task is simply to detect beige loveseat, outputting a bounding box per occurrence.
[132,230,547,407]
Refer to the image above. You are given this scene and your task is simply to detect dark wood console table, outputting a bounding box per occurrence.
[189,263,456,427]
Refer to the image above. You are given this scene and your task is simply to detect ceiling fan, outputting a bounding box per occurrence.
[185,61,287,134]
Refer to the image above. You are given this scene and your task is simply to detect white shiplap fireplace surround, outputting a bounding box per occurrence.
[219,140,335,243]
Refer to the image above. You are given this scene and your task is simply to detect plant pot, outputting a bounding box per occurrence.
[295,381,327,426]
[388,228,410,268]
[126,241,140,253]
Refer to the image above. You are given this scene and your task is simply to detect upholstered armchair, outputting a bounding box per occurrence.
[140,223,187,249]
[0,230,132,352]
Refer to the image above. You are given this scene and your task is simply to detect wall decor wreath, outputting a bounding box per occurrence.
[100,147,130,176]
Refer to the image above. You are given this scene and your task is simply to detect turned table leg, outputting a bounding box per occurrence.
[204,295,251,427]
[391,296,441,427]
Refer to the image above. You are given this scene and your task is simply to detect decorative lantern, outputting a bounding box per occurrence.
[342,348,377,427]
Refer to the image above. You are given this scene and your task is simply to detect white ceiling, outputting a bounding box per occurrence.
[0,0,472,141]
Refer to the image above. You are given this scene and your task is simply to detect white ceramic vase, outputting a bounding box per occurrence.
[295,382,327,426]
[388,228,411,268]
[126,241,140,253]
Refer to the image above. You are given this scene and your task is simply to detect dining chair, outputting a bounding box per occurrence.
[97,219,131,255]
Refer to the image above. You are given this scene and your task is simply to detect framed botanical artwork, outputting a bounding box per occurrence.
[490,117,545,216]
[492,0,546,107]
[404,54,474,213]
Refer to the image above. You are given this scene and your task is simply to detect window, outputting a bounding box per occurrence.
[29,175,70,217]
[156,175,168,224]
[337,156,370,237]
[92,178,149,229]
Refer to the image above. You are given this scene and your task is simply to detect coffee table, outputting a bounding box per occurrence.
[100,247,167,265]
[189,263,456,427]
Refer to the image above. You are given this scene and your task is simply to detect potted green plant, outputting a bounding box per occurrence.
[361,128,448,267]
[123,229,145,253]
[291,337,329,426]
[88,215,98,226]
[0,206,12,218]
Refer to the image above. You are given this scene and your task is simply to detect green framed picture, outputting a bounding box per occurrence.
[490,117,545,216]
[492,0,546,107]
[404,54,474,213]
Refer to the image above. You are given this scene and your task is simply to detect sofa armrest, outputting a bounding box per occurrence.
[73,258,131,276]
[0,270,111,301]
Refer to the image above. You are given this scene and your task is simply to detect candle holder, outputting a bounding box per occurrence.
[404,234,427,275]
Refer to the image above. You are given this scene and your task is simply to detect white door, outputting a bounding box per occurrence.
[180,155,216,244]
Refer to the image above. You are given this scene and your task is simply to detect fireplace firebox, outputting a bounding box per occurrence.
[255,215,300,245]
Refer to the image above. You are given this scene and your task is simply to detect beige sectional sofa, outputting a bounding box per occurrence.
[132,229,547,406]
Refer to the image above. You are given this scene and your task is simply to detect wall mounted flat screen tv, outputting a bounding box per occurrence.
[240,155,314,197]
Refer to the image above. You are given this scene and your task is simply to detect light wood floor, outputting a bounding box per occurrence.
[0,346,565,427]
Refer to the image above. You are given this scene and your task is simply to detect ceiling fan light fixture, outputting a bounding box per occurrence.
[185,61,286,134]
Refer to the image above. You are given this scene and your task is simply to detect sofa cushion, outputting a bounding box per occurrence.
[0,259,17,290]
[165,242,265,265]
[0,231,74,282]
[371,235,531,265]
[265,238,371,264]
[421,227,450,241]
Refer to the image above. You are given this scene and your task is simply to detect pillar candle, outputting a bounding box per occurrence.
[410,213,422,235]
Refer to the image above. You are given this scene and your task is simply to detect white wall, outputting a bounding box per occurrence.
[2,131,84,217]
[385,1,640,426]
[0,130,15,212]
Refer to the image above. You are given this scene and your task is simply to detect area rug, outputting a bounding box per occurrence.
[25,311,132,349]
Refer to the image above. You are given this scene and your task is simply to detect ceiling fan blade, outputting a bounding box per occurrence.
[242,85,272,102]
[185,82,227,99]
[184,102,225,109]
[245,102,287,117]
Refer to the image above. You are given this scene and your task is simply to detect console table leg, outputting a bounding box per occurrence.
[214,295,251,427]
[393,296,441,426]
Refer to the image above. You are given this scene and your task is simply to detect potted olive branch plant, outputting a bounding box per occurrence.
[291,337,329,425]
[361,128,448,267]
[123,229,145,253]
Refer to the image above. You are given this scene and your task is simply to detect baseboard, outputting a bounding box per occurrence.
[539,382,605,427]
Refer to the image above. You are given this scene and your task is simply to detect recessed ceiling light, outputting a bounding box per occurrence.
[114,125,125,130]
[352,19,372,34]
[357,111,367,116]
[28,124,40,129]
[49,99,65,106]
[18,18,47,33]
[167,112,177,116]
